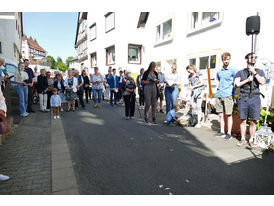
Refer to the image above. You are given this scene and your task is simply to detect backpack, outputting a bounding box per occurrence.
[188,114,198,127]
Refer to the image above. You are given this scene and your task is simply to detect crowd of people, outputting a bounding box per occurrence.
[0,51,267,181]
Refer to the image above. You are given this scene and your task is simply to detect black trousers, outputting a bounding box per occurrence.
[75,89,85,108]
[138,88,145,106]
[88,87,92,100]
[84,87,89,103]
[27,86,33,112]
[47,90,53,109]
[123,94,136,117]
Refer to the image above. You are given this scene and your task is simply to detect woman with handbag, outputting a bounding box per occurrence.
[0,87,10,181]
[186,64,205,128]
[122,70,136,119]
[64,69,78,112]
[54,73,66,112]
[14,62,29,117]
[141,62,159,124]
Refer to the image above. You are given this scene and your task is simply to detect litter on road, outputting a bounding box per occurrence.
[159,185,163,188]
[165,188,170,190]
[185,179,190,183]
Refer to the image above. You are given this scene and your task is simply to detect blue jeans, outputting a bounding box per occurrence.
[110,90,118,106]
[165,86,179,114]
[93,89,102,104]
[16,85,28,115]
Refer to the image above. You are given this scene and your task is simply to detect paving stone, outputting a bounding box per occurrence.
[0,105,52,195]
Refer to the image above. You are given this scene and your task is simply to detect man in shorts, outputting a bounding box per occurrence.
[215,52,237,140]
[234,52,266,147]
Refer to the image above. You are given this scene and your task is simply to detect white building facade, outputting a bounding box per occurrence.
[75,12,89,73]
[69,56,80,70]
[0,12,23,66]
[82,11,274,103]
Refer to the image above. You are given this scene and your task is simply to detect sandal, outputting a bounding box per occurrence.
[237,140,247,147]
[248,139,257,148]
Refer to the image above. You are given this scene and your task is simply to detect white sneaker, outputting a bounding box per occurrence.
[21,112,29,117]
[195,124,201,128]
[142,106,145,109]
[53,116,57,119]
[45,109,50,112]
[61,108,64,112]
[0,174,10,181]
[164,120,168,124]
[139,106,142,110]
[57,116,60,119]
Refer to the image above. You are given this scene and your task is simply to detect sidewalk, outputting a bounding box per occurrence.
[0,104,78,195]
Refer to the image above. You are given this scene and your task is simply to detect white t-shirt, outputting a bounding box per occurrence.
[14,71,29,83]
[165,71,181,87]
[91,73,104,90]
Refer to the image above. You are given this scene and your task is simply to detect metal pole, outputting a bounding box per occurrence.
[251,34,254,53]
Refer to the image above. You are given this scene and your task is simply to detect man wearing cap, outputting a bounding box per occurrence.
[234,52,266,147]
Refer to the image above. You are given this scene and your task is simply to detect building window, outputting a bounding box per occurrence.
[137,12,149,28]
[188,12,222,34]
[155,16,173,45]
[89,23,96,41]
[105,12,115,33]
[128,44,141,64]
[90,52,97,67]
[106,46,115,65]
[81,20,86,33]
[0,42,2,54]
[187,50,219,80]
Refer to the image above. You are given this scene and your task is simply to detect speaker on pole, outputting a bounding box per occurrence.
[246,16,260,36]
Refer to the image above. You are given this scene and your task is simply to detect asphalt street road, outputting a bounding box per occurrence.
[61,101,274,195]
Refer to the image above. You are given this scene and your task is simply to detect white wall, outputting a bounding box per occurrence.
[87,11,149,75]
[0,12,22,66]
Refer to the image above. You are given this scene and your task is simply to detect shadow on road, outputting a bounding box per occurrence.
[61,102,274,195]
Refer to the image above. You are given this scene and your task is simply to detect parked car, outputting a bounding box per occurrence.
[3,59,17,86]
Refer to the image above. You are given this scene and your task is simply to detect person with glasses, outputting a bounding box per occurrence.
[165,63,181,114]
[214,52,237,140]
[234,52,266,147]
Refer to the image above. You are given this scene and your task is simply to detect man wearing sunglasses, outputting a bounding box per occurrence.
[234,52,266,147]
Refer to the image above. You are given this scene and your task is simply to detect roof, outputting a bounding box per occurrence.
[23,36,47,53]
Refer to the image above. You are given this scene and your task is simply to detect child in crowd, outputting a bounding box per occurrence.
[50,88,61,119]
[165,105,180,126]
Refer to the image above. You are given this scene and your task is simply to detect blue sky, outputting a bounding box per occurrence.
[23,12,78,62]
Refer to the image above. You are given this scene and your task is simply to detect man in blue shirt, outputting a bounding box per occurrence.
[24,59,35,113]
[215,52,237,140]
[109,68,120,106]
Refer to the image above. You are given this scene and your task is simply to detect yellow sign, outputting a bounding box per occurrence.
[131,73,137,84]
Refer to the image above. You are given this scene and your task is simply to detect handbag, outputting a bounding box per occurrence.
[0,118,9,134]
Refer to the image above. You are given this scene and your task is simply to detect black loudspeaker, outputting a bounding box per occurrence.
[246,16,260,36]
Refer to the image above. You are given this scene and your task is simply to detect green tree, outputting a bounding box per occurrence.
[47,55,57,70]
[65,56,74,67]
[57,62,67,72]
[56,56,63,64]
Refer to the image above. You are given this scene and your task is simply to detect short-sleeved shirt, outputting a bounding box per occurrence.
[91,74,104,90]
[24,67,34,83]
[188,71,204,98]
[142,71,158,90]
[14,71,29,83]
[215,65,237,98]
[235,68,265,94]
[166,109,176,122]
